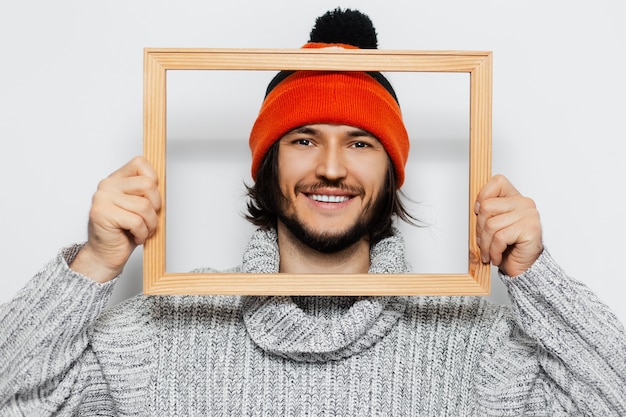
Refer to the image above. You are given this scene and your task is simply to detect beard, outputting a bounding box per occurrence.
[276,186,388,254]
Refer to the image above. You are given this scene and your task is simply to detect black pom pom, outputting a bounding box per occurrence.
[309,8,378,49]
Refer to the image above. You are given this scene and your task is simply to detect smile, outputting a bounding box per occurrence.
[309,194,351,203]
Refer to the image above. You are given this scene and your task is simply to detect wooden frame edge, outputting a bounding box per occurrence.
[143,48,492,296]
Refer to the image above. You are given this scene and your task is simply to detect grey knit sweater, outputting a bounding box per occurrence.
[1,229,625,416]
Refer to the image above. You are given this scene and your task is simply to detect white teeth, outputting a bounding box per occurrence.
[310,194,350,203]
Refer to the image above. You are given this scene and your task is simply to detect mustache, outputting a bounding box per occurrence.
[294,180,364,196]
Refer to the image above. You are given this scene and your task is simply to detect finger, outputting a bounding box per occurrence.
[108,156,158,182]
[477,209,520,263]
[483,214,524,266]
[126,212,152,245]
[110,210,151,245]
[476,197,535,261]
[490,221,542,275]
[477,194,535,223]
[475,174,520,213]
[478,206,541,269]
[91,196,155,245]
[93,182,160,225]
[113,194,160,240]
[118,157,161,210]
[97,175,162,212]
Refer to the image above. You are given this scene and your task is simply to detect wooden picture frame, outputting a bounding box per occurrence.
[143,48,492,296]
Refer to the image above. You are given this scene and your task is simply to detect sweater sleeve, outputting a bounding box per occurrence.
[0,245,117,415]
[476,249,626,416]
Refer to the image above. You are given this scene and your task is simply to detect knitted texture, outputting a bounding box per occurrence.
[248,9,410,185]
[249,68,409,186]
[1,230,625,416]
[241,228,408,362]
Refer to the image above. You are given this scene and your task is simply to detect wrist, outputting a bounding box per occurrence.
[69,243,124,283]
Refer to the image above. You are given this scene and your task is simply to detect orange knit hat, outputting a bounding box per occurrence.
[248,9,410,187]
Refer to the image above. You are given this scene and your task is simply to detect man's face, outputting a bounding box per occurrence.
[276,124,390,253]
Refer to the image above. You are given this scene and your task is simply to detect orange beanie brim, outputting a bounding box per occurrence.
[249,70,410,187]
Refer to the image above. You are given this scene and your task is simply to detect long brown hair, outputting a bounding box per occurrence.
[244,141,420,245]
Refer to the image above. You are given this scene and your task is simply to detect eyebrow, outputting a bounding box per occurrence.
[287,126,377,138]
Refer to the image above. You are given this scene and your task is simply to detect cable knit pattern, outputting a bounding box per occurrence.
[1,231,625,416]
[242,228,408,362]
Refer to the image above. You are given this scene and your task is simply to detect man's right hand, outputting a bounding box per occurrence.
[70,156,162,283]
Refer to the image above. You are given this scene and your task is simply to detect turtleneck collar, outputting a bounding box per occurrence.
[241,228,409,363]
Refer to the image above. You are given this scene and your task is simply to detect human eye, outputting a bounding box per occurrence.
[351,141,371,149]
[294,138,313,146]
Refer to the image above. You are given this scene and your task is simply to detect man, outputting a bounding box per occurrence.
[1,8,624,416]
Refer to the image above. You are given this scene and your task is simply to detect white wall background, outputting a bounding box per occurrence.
[1,0,624,326]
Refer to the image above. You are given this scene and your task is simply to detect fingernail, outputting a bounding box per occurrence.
[474,202,480,214]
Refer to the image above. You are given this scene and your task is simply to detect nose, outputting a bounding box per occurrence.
[315,142,347,181]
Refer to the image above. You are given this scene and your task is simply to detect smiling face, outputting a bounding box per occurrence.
[276,124,390,253]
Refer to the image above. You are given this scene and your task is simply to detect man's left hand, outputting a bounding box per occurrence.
[475,174,543,277]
